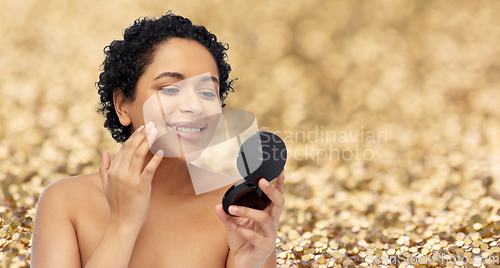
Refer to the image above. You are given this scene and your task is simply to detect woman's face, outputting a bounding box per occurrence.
[118,37,222,162]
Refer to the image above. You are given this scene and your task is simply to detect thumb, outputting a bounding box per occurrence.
[215,204,238,232]
[99,151,111,191]
[215,204,247,252]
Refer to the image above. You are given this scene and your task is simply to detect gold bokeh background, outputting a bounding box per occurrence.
[1,0,500,267]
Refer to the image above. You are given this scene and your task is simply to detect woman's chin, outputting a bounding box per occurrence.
[148,134,208,161]
[147,150,201,163]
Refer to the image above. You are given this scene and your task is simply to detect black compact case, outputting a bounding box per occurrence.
[222,131,287,217]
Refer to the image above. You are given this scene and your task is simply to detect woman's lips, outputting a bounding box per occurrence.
[167,124,205,142]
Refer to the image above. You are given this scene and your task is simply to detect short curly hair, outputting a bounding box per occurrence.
[95,11,235,144]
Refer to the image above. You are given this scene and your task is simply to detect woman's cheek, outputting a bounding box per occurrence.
[143,93,170,147]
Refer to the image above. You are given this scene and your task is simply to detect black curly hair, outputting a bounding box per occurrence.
[95,11,235,144]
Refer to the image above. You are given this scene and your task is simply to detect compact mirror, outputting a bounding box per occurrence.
[222,131,287,216]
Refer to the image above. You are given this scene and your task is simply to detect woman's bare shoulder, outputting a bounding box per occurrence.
[40,172,104,214]
[31,172,104,267]
[44,172,102,195]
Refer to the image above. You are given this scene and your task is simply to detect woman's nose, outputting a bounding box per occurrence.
[178,88,202,114]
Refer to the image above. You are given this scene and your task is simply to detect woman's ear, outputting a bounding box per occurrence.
[113,88,132,127]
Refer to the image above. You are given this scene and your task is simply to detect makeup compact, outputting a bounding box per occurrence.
[222,131,287,217]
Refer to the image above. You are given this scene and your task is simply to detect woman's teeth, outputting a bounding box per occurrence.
[172,126,202,133]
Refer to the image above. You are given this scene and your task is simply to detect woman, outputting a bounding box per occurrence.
[30,11,285,268]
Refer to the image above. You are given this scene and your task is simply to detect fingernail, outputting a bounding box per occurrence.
[136,125,145,133]
[156,149,164,157]
[262,179,270,187]
[229,205,237,213]
[150,128,158,136]
[146,121,155,129]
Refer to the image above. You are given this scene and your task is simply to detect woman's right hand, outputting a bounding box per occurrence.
[98,121,163,230]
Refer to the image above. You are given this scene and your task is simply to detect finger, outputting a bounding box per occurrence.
[114,124,145,166]
[234,217,255,231]
[130,127,158,174]
[259,178,285,213]
[274,170,285,194]
[215,204,239,232]
[232,223,274,252]
[121,123,149,169]
[140,148,164,181]
[237,217,253,228]
[127,124,146,143]
[242,218,256,230]
[99,151,111,191]
[146,123,158,148]
[228,205,275,238]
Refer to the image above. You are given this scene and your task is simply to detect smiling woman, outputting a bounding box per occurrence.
[95,11,235,145]
[29,10,284,268]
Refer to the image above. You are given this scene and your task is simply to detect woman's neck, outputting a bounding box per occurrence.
[143,152,196,200]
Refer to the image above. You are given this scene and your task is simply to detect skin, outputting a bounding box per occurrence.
[30,37,284,268]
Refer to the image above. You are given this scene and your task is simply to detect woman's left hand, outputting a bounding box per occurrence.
[215,171,285,268]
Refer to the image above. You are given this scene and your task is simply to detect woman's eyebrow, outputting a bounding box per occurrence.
[199,75,220,85]
[154,71,184,80]
[153,72,219,85]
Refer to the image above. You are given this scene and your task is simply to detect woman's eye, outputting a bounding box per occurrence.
[162,87,179,94]
[200,91,216,98]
